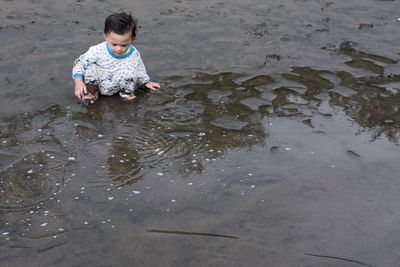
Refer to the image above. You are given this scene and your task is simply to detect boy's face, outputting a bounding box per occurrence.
[104,31,133,56]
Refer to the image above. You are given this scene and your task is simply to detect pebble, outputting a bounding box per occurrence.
[40,222,48,227]
[157,172,164,176]
[108,197,114,200]
[68,157,75,161]
[132,191,141,194]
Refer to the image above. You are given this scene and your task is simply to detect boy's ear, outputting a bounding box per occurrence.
[103,33,108,41]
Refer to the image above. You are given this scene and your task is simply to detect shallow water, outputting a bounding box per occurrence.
[1,0,400,266]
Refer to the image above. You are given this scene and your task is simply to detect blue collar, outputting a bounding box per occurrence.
[106,43,135,59]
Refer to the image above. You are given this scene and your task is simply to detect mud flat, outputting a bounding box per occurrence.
[1,0,400,266]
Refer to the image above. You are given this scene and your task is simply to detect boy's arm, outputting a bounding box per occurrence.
[135,55,151,85]
[136,53,160,90]
[72,46,97,99]
[74,78,87,100]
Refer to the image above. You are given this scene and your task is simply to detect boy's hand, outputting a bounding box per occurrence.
[74,78,88,100]
[145,81,160,91]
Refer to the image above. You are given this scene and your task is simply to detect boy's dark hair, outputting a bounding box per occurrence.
[104,13,137,38]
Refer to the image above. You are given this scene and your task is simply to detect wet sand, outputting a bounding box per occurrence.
[1,0,400,266]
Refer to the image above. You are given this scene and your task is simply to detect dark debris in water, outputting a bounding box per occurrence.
[346,150,361,158]
[263,54,281,65]
[304,253,373,267]
[146,229,239,239]
[359,23,374,30]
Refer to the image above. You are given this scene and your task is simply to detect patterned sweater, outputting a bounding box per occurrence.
[72,42,150,96]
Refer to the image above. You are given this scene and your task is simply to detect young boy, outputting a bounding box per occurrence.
[72,13,160,102]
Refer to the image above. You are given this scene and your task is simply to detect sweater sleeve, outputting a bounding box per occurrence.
[136,52,151,85]
[72,45,98,79]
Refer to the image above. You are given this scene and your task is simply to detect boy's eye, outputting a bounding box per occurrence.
[112,43,128,47]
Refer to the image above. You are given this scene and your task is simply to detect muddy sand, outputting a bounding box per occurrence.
[1,0,400,266]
